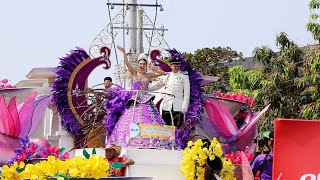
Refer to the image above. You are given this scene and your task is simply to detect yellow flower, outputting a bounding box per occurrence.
[69,168,80,177]
[3,154,111,180]
[194,139,203,147]
[181,138,236,180]
[1,164,20,180]
[18,162,25,169]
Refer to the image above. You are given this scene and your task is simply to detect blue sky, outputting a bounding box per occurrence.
[0,0,315,86]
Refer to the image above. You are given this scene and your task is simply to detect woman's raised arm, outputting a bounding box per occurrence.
[117,45,137,76]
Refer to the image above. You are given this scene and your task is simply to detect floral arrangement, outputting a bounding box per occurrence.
[0,79,16,89]
[1,155,110,180]
[7,137,70,166]
[181,138,236,180]
[214,92,256,109]
[224,148,254,165]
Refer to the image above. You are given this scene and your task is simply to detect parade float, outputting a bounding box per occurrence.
[0,1,270,180]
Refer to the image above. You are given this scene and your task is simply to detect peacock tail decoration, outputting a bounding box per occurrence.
[51,47,111,148]
[51,47,89,136]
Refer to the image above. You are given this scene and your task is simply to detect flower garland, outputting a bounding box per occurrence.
[181,138,236,180]
[1,155,110,180]
[7,137,69,166]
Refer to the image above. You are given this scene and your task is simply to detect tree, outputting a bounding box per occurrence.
[307,0,320,42]
[183,47,243,94]
[300,45,320,119]
[229,32,320,132]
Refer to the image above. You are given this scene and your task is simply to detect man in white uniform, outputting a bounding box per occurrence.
[149,57,190,128]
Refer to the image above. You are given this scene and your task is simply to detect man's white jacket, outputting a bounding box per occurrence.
[149,71,190,112]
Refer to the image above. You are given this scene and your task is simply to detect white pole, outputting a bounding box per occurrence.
[137,9,144,54]
[129,0,137,54]
[126,0,138,89]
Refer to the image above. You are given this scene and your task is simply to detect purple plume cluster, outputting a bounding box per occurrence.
[103,82,141,136]
[51,47,89,135]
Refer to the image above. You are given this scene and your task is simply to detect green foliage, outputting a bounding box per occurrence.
[59,147,66,155]
[300,45,320,119]
[92,148,96,155]
[307,0,320,42]
[184,47,243,93]
[82,148,96,159]
[229,33,320,132]
[83,149,90,159]
[229,65,262,90]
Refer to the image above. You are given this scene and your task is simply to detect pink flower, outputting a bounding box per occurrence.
[61,152,70,159]
[1,79,8,84]
[4,84,12,88]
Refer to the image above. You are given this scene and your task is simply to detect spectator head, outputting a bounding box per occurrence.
[104,143,121,160]
[104,77,113,89]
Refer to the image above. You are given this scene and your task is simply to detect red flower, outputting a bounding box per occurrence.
[225,150,254,165]
[29,144,38,153]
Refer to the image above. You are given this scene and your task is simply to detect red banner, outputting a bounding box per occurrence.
[273,118,320,180]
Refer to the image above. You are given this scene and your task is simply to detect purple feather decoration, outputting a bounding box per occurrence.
[103,83,140,137]
[149,49,161,64]
[51,47,89,136]
[149,49,172,72]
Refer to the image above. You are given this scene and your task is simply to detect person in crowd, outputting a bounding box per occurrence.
[105,143,135,176]
[251,130,274,180]
[104,77,113,91]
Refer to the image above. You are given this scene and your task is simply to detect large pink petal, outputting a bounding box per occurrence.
[26,95,52,136]
[0,96,6,134]
[18,93,37,137]
[239,104,270,137]
[7,96,20,137]
[198,110,222,140]
[239,151,254,180]
[4,97,16,136]
[0,96,15,136]
[205,98,238,140]
[0,133,20,166]
[17,92,37,112]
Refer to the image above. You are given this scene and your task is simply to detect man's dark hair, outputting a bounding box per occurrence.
[104,77,112,82]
